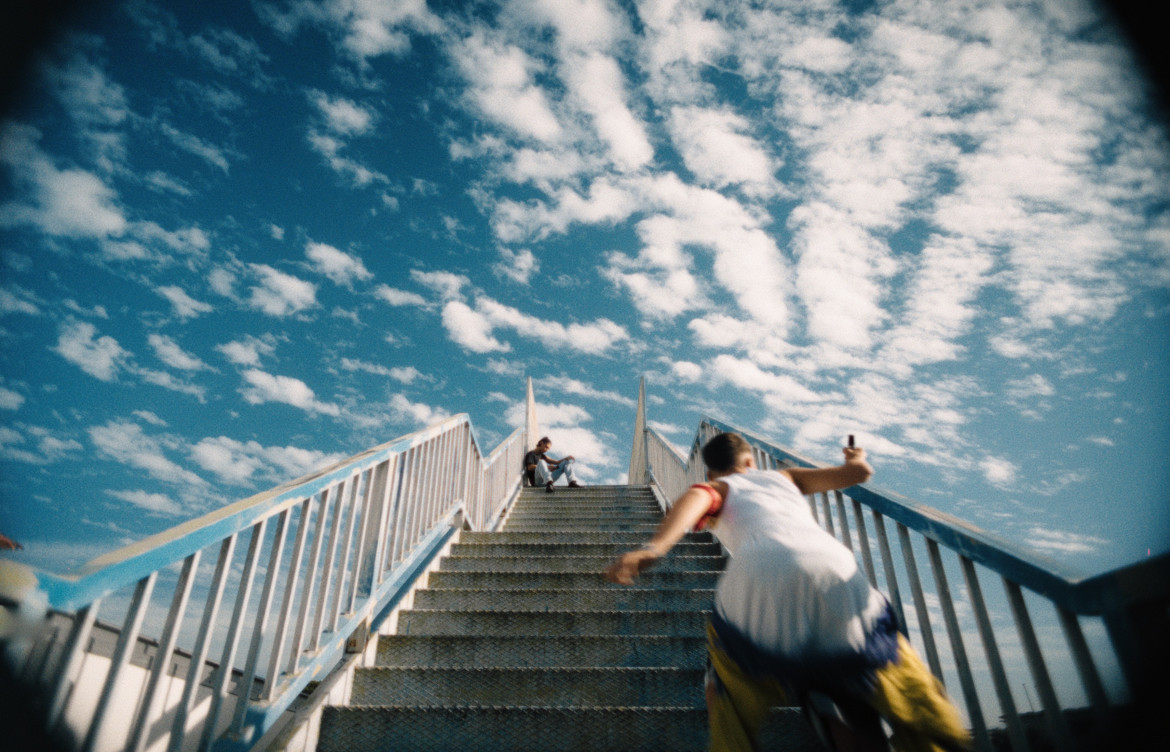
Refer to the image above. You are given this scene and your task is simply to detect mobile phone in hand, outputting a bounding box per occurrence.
[847,434,855,448]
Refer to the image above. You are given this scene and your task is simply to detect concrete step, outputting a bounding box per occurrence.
[502,522,663,532]
[314,484,754,752]
[318,706,822,752]
[505,511,664,521]
[349,666,704,707]
[427,570,720,590]
[457,531,712,544]
[375,634,707,669]
[396,609,710,637]
[447,541,722,557]
[439,555,725,573]
[413,587,716,612]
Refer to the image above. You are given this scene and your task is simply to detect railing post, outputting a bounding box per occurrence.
[1003,579,1074,750]
[170,534,237,752]
[82,572,156,752]
[128,551,200,752]
[927,540,990,751]
[960,557,1030,752]
[896,523,944,681]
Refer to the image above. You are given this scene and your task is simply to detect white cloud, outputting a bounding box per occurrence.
[311,91,374,135]
[980,456,1018,487]
[389,394,451,426]
[563,52,653,171]
[0,287,41,316]
[0,386,25,410]
[158,285,214,319]
[306,241,373,286]
[306,129,389,187]
[453,31,562,143]
[493,247,540,284]
[53,320,129,381]
[157,121,232,173]
[138,368,207,401]
[247,264,317,316]
[412,269,469,300]
[89,420,207,487]
[1006,373,1055,400]
[340,358,422,383]
[105,489,184,516]
[540,375,636,407]
[668,106,775,192]
[240,369,340,416]
[374,284,429,307]
[441,300,511,353]
[216,336,276,367]
[1026,526,1109,555]
[0,123,127,239]
[148,333,211,371]
[464,296,629,355]
[262,0,444,61]
[190,435,343,485]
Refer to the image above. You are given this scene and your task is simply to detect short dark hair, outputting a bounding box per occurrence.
[538,436,551,445]
[701,432,751,472]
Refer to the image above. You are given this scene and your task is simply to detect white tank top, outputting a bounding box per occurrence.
[711,469,887,657]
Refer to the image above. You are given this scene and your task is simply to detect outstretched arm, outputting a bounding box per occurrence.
[784,447,872,496]
[604,483,722,585]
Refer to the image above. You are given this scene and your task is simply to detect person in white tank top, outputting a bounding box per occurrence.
[606,432,970,752]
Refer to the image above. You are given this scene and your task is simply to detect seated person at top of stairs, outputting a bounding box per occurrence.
[524,436,582,492]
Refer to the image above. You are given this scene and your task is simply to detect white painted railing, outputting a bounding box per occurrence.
[1,406,530,752]
[631,386,1169,752]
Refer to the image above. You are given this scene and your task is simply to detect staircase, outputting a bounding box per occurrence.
[316,484,820,751]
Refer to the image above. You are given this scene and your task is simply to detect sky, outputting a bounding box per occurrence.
[0,0,1167,580]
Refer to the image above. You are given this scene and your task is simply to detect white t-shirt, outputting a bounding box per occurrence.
[709,469,888,659]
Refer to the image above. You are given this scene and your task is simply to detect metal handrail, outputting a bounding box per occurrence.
[630,392,1169,752]
[2,406,531,752]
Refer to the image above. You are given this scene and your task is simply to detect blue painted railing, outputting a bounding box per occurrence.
[1,406,531,752]
[630,381,1169,752]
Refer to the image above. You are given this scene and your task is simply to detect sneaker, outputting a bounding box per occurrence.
[545,481,554,493]
[569,481,582,488]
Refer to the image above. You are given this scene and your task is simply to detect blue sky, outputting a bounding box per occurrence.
[0,0,1167,578]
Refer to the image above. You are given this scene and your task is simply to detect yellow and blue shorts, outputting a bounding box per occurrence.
[705,616,971,752]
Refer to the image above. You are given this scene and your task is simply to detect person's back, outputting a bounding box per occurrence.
[711,468,892,670]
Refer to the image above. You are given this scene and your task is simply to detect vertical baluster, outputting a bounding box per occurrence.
[834,491,853,553]
[46,600,100,733]
[807,493,821,524]
[390,451,413,564]
[1055,606,1110,727]
[347,468,376,612]
[232,509,291,735]
[870,511,907,634]
[1003,580,1074,750]
[82,572,156,752]
[290,490,332,673]
[169,534,237,752]
[819,492,836,537]
[960,557,1029,752]
[311,481,346,654]
[202,520,267,752]
[311,478,349,650]
[265,498,311,701]
[128,551,201,752]
[896,524,944,681]
[851,499,878,588]
[411,440,430,548]
[369,458,397,587]
[399,446,420,559]
[330,474,363,631]
[926,540,989,751]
